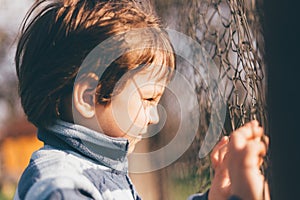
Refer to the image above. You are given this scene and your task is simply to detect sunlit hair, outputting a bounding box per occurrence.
[15,0,175,127]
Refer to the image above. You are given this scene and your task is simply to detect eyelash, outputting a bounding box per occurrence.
[146,98,155,102]
[143,98,158,106]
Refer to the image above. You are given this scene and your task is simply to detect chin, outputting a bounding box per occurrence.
[127,145,136,154]
[127,138,142,153]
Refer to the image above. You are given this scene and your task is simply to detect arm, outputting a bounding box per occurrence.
[22,176,104,200]
[44,188,94,200]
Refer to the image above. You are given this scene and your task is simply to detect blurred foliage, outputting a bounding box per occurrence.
[0,192,11,200]
[168,168,211,200]
[0,29,10,65]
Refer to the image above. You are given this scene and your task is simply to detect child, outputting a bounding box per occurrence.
[14,0,269,199]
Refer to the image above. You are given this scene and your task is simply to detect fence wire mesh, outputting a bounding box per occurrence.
[153,0,268,195]
[176,0,267,136]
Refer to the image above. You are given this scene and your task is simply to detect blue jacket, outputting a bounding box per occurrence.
[14,120,140,200]
[13,120,208,200]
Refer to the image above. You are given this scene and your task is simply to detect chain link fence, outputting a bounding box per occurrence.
[151,0,268,197]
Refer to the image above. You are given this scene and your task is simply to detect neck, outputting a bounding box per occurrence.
[38,119,129,172]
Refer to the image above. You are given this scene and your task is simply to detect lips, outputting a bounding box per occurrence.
[136,136,142,142]
[139,128,148,135]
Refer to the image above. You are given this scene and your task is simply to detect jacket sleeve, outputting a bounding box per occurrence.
[187,190,209,200]
[44,188,95,200]
[22,176,104,200]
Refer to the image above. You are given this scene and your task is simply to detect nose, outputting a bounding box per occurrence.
[148,106,159,125]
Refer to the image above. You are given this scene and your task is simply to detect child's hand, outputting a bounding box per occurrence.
[208,136,231,200]
[208,120,270,200]
[227,120,270,200]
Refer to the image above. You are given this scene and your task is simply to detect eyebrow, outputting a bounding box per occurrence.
[132,78,164,99]
[143,92,163,99]
[140,87,163,98]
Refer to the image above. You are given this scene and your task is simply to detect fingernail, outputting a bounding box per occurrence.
[252,120,259,126]
[223,136,229,141]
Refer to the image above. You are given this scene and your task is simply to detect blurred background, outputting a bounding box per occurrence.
[0,0,268,200]
[0,0,43,199]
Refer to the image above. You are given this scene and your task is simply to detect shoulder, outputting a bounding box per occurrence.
[18,145,111,183]
[15,145,136,200]
[15,145,109,200]
[17,176,103,200]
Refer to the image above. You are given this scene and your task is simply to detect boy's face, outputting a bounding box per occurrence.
[95,68,167,153]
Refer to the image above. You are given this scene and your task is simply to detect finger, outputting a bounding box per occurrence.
[258,141,268,166]
[263,181,271,200]
[258,140,268,158]
[241,141,268,168]
[213,144,229,173]
[218,142,229,163]
[211,136,229,169]
[261,135,269,151]
[258,156,264,166]
[215,136,230,151]
[230,125,264,147]
[244,120,259,128]
[231,126,253,141]
[246,140,268,160]
[253,126,265,140]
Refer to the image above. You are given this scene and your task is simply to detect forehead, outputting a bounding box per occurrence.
[112,68,167,101]
[111,59,171,100]
[132,65,167,90]
[113,66,167,98]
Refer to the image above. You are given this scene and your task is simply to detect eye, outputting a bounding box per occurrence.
[142,97,158,106]
[146,98,155,102]
[141,94,162,105]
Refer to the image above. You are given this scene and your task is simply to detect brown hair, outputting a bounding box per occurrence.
[15,0,175,127]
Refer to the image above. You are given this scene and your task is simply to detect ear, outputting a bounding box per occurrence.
[73,73,99,118]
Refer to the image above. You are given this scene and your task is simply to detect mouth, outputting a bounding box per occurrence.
[136,134,142,141]
[140,128,148,135]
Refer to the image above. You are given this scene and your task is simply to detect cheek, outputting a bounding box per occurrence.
[111,93,147,134]
[127,100,148,127]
